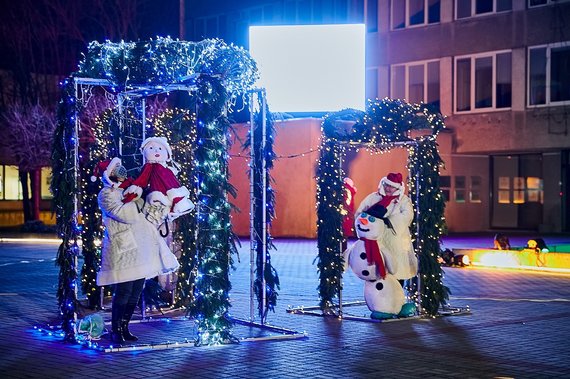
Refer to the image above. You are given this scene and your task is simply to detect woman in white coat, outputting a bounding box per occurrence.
[355,172,418,281]
[96,158,179,344]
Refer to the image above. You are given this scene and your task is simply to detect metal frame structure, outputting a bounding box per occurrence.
[289,138,469,321]
[66,80,304,351]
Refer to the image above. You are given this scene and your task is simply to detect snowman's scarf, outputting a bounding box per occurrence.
[361,238,387,279]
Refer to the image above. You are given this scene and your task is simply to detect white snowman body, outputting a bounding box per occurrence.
[344,211,406,315]
[344,213,395,280]
[364,275,406,314]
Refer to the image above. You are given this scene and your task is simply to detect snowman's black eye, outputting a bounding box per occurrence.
[375,282,384,291]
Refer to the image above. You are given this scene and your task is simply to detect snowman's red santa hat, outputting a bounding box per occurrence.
[140,136,172,161]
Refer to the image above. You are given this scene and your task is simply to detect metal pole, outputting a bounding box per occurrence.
[118,94,124,156]
[415,168,422,316]
[261,89,267,325]
[338,145,344,317]
[141,97,146,142]
[73,80,81,327]
[248,91,256,322]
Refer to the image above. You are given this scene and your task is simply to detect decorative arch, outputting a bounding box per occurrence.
[51,37,280,346]
[316,98,449,316]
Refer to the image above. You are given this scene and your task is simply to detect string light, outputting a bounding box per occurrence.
[315,98,449,316]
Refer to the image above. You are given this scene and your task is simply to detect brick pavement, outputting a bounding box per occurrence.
[0,237,570,378]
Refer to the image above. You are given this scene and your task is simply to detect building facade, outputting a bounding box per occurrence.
[185,0,570,234]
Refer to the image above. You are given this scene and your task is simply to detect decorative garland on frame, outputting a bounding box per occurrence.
[243,96,279,319]
[52,38,259,343]
[316,98,449,316]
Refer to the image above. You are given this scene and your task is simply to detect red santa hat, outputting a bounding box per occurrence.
[379,172,403,190]
[91,157,122,183]
[140,136,172,160]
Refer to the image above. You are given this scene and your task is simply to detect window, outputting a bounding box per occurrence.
[41,167,53,200]
[1,165,23,200]
[367,0,378,32]
[470,176,482,203]
[440,175,451,202]
[498,176,510,203]
[529,0,570,7]
[496,176,543,204]
[456,0,511,19]
[528,42,570,106]
[391,0,440,30]
[391,60,440,109]
[455,176,466,203]
[455,51,512,113]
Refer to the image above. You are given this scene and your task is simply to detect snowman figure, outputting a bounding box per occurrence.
[343,210,395,281]
[343,208,416,319]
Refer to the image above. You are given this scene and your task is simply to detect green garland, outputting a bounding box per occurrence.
[316,98,448,316]
[243,97,279,319]
[51,79,81,341]
[189,76,238,345]
[53,37,259,343]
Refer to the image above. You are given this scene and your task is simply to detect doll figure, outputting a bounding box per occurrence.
[123,137,194,215]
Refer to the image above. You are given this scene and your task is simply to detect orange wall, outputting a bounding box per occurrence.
[228,118,415,238]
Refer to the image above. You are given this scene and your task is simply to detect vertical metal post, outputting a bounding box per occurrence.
[248,91,256,322]
[415,165,422,316]
[338,145,344,317]
[118,94,124,156]
[141,97,146,142]
[72,80,81,326]
[260,89,267,325]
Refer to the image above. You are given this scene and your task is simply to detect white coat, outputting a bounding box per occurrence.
[355,188,418,280]
[96,177,179,286]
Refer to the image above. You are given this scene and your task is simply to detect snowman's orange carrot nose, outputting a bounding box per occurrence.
[360,218,368,225]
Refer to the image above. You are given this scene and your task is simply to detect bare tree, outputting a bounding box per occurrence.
[1,103,56,221]
[0,0,155,222]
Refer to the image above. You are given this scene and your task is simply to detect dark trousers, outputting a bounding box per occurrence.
[113,278,145,309]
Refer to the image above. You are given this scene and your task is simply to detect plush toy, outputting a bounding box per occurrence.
[123,137,194,215]
[343,208,416,319]
[365,277,416,320]
[343,210,395,281]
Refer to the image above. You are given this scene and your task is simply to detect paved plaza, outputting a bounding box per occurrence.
[1,235,570,378]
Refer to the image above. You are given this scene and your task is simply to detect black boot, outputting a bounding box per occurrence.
[122,303,138,341]
[110,304,125,344]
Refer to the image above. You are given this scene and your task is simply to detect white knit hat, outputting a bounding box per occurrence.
[140,136,172,161]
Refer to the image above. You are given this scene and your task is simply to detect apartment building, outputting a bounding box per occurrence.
[185,0,570,233]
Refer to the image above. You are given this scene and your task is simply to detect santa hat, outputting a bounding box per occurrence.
[140,136,172,161]
[91,157,122,183]
[379,172,403,190]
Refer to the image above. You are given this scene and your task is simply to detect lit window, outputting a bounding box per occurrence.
[456,0,511,19]
[455,51,512,113]
[391,59,440,109]
[41,167,53,200]
[513,177,525,204]
[391,0,440,30]
[498,176,510,204]
[4,165,22,200]
[526,177,543,203]
[528,42,570,106]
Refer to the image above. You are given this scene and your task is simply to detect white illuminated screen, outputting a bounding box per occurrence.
[249,24,365,113]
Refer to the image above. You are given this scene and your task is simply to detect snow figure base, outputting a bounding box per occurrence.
[398,302,416,317]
